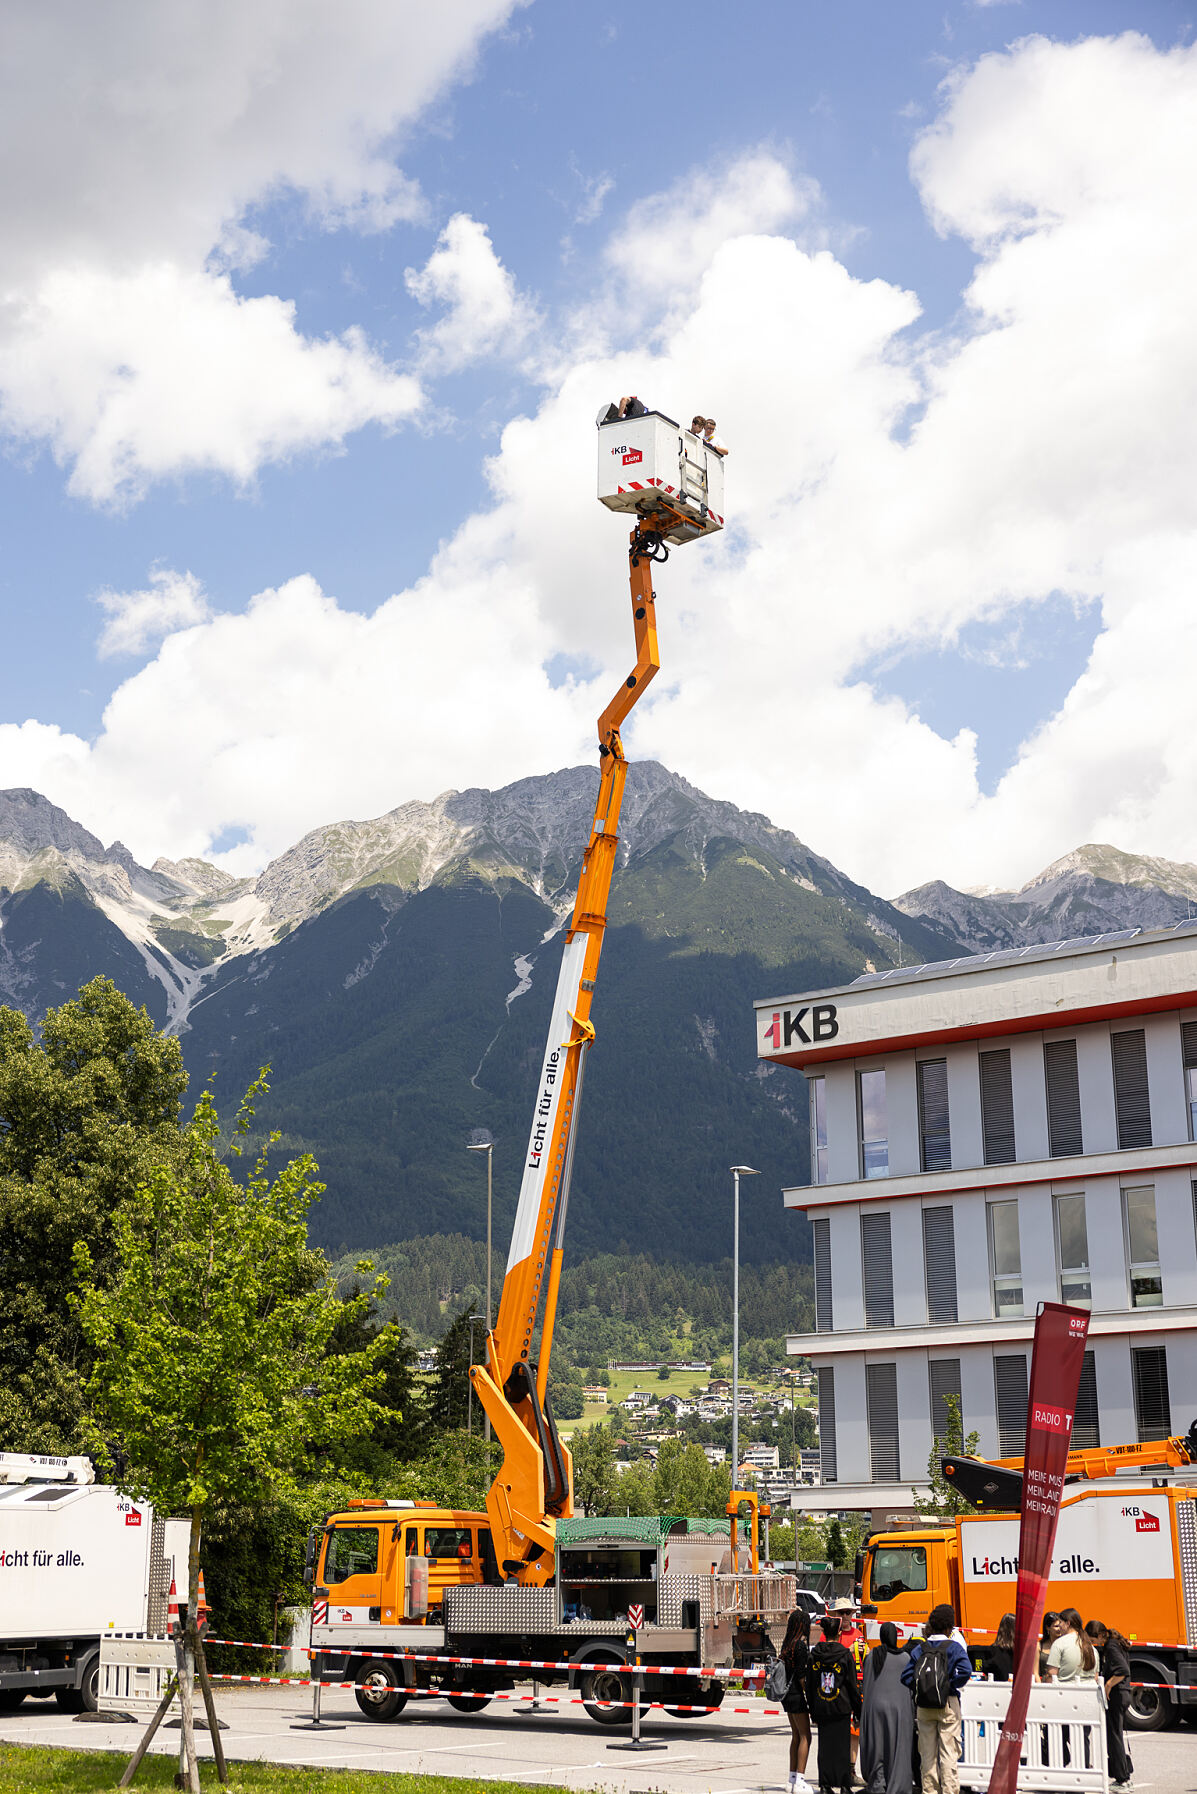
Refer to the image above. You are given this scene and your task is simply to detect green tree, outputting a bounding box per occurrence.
[0,979,188,1451]
[825,1518,847,1568]
[327,1283,428,1467]
[913,1393,982,1519]
[554,1375,584,1420]
[75,1075,392,1792]
[572,1424,618,1516]
[427,1308,482,1431]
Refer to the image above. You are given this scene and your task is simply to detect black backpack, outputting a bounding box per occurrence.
[914,1641,952,1709]
[809,1650,849,1715]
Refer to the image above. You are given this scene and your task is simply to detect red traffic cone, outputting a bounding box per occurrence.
[166,1576,180,1637]
[197,1569,211,1635]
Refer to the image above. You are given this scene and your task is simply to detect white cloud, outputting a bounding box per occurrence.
[0,0,522,501]
[405,215,539,373]
[7,33,1197,901]
[96,567,210,659]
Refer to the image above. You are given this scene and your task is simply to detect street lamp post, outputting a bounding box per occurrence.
[467,1140,494,1441]
[729,1165,760,1483]
[466,1313,485,1435]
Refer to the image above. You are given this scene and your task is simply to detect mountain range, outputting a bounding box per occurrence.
[1,772,1192,1263]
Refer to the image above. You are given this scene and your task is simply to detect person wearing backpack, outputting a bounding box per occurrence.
[806,1613,862,1794]
[900,1604,973,1794]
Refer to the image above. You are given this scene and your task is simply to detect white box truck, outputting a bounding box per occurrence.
[0,1453,187,1713]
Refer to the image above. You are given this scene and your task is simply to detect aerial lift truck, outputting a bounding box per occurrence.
[307,412,791,1722]
[861,1421,1197,1731]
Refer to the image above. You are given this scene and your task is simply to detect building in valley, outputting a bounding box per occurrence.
[755,923,1197,1521]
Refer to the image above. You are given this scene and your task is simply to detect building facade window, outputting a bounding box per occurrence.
[812,1218,834,1332]
[917,1059,952,1172]
[866,1362,900,1481]
[1074,1351,1100,1450]
[1112,1029,1152,1149]
[817,1366,837,1482]
[810,1076,829,1185]
[1044,1039,1083,1157]
[1131,1345,1171,1441]
[923,1205,959,1325]
[861,1211,895,1328]
[989,1199,1024,1318]
[995,1354,1029,1456]
[1183,1022,1197,1140]
[928,1358,963,1447]
[1054,1193,1091,1307]
[980,1048,1016,1165]
[1124,1185,1163,1308]
[858,1068,889,1179]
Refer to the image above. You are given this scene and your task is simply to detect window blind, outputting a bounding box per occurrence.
[1132,1345,1171,1441]
[929,1358,963,1447]
[1044,1039,1083,1157]
[861,1211,895,1328]
[923,1205,959,1324]
[1182,1021,1197,1070]
[817,1366,837,1483]
[917,1059,952,1173]
[1073,1351,1099,1450]
[980,1048,1016,1164]
[995,1354,1029,1456]
[1112,1029,1152,1150]
[866,1362,900,1482]
[813,1218,833,1333]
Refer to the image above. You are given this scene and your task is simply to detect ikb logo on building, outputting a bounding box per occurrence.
[763,1004,839,1049]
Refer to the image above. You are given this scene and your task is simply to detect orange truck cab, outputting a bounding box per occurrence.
[862,1483,1197,1733]
[313,1501,494,1630]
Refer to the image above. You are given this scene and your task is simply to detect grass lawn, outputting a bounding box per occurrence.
[0,1742,572,1792]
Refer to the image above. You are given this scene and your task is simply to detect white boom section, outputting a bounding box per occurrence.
[505,933,589,1273]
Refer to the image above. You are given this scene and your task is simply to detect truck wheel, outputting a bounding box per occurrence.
[354,1663,409,1722]
[1126,1664,1173,1732]
[0,1692,26,1714]
[665,1679,724,1717]
[446,1692,492,1713]
[55,1654,99,1715]
[580,1667,633,1726]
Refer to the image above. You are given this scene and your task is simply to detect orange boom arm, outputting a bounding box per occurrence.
[470,520,664,1582]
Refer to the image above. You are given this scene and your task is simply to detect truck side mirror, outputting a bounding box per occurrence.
[853,1551,864,1584]
[302,1529,319,1586]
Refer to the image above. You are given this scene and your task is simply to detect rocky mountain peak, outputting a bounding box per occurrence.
[0,788,107,861]
[1019,843,1197,901]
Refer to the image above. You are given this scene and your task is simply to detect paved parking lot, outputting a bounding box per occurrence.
[0,1684,1194,1791]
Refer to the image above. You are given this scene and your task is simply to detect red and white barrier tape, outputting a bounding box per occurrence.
[203,1637,763,1680]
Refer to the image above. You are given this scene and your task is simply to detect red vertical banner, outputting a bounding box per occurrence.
[987,1302,1090,1794]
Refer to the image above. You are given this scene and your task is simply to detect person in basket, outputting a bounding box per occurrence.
[807,1613,862,1794]
[900,1605,972,1794]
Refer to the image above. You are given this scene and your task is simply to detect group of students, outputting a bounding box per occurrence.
[774,1599,1134,1794]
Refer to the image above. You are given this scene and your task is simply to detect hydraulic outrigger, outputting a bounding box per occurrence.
[942,1418,1197,1511]
[470,515,674,1583]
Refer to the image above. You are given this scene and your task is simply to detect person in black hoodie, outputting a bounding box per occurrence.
[807,1613,862,1794]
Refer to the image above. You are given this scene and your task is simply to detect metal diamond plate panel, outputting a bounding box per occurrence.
[444,1585,556,1633]
[1177,1498,1197,1646]
[658,1575,711,1628]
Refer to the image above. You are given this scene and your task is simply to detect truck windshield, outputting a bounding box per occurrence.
[868,1544,928,1602]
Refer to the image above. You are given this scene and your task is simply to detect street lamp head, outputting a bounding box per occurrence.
[467,1141,493,1154]
[730,1164,760,1176]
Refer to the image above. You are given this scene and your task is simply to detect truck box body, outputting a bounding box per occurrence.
[0,1477,187,1705]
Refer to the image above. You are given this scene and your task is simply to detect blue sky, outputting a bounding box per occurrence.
[0,0,1194,894]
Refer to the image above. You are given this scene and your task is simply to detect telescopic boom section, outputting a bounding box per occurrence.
[470,522,663,1582]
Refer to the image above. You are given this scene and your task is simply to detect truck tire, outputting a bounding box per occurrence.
[446,1692,492,1713]
[354,1662,408,1722]
[580,1666,634,1726]
[56,1653,100,1715]
[1126,1661,1174,1732]
[664,1678,724,1717]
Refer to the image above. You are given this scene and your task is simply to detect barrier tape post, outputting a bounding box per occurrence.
[514,1675,547,1716]
[607,1618,665,1754]
[290,1640,345,1732]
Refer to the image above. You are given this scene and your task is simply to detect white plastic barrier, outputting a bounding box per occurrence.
[959,1683,1108,1794]
[100,1634,177,1715]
